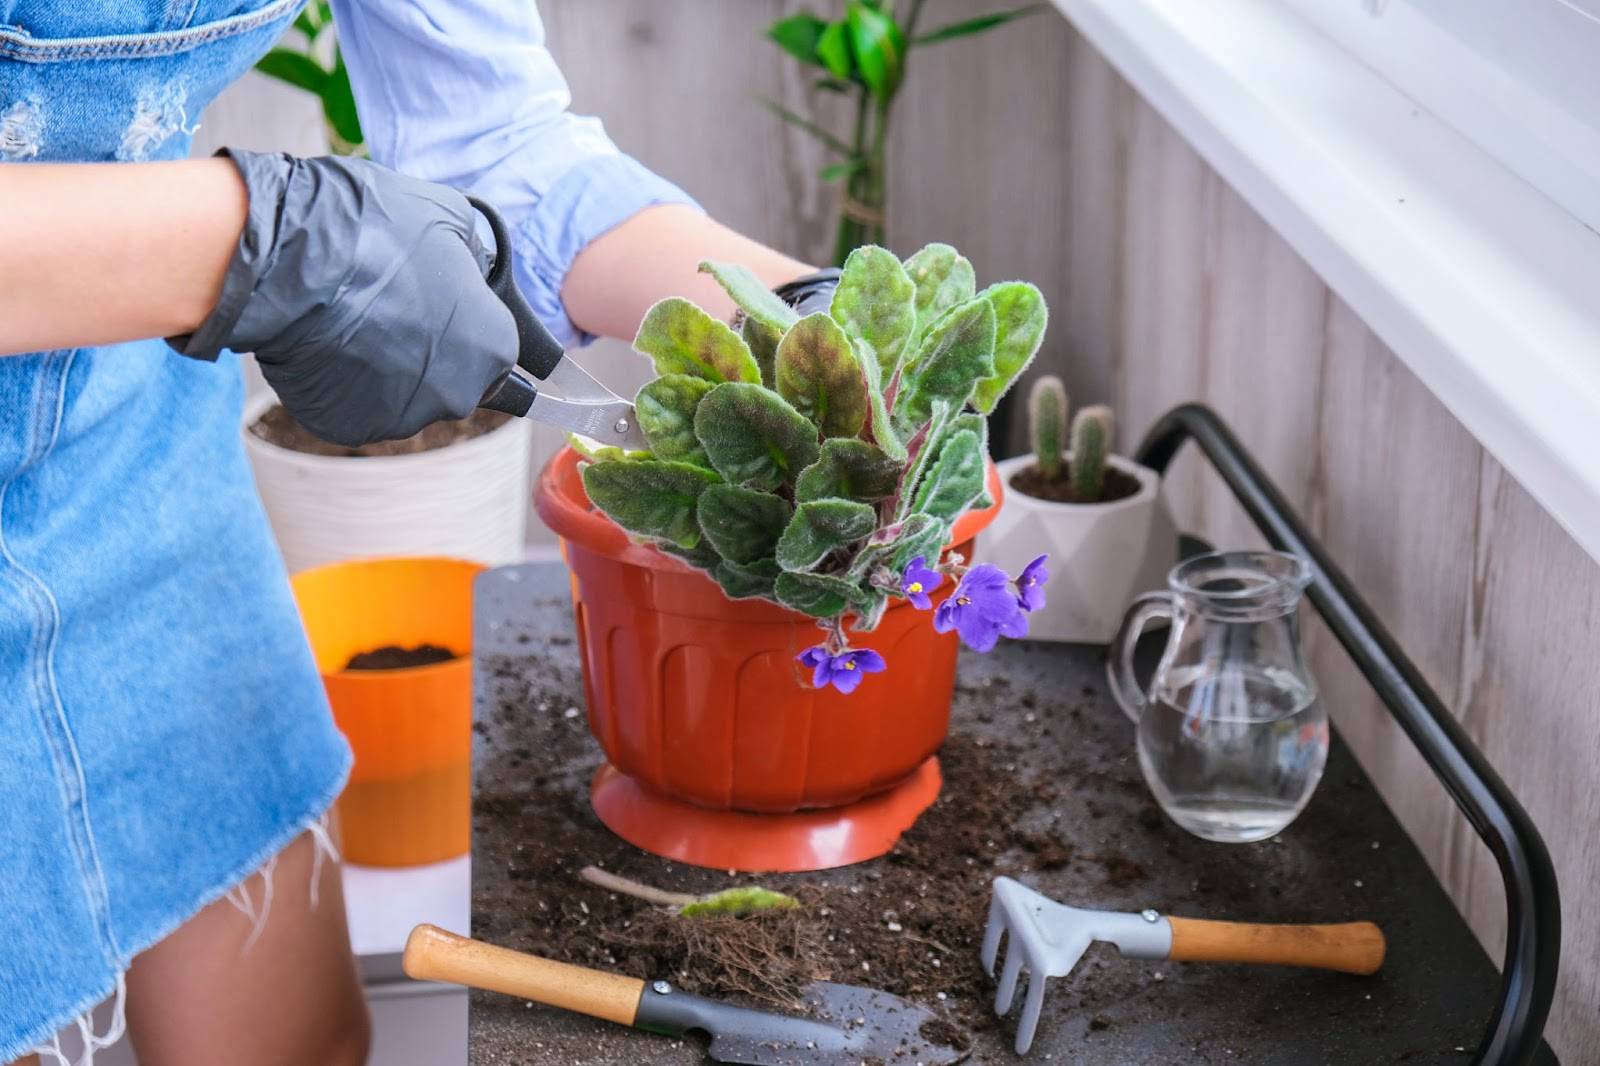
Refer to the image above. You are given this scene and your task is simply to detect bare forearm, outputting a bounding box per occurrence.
[561,204,813,342]
[0,159,246,355]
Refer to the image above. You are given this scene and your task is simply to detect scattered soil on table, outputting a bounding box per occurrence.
[344,643,459,670]
[250,403,511,458]
[1008,462,1142,504]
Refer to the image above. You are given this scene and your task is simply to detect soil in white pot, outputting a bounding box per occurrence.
[250,403,511,459]
[1008,460,1142,504]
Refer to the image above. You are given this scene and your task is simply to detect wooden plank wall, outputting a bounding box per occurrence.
[198,1,1597,1055]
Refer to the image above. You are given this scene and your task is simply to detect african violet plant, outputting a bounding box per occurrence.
[577,243,1050,694]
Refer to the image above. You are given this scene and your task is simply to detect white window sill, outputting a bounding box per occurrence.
[1050,0,1600,563]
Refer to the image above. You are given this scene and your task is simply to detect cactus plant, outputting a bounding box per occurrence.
[1070,404,1114,502]
[1028,375,1067,479]
[578,243,1051,691]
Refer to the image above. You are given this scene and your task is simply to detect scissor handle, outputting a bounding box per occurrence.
[468,196,565,381]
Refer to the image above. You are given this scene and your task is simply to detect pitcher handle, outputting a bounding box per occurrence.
[1107,591,1178,723]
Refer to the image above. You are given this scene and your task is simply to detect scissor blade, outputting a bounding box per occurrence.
[527,393,648,450]
[541,356,627,404]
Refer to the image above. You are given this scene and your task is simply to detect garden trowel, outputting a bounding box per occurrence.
[403,924,970,1065]
[467,198,648,450]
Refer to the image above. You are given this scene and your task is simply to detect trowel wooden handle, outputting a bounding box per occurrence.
[403,924,645,1025]
[1167,917,1386,975]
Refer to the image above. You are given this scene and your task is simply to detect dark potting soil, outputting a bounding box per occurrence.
[470,566,1504,1065]
[344,643,459,670]
[1009,462,1142,504]
[250,403,511,458]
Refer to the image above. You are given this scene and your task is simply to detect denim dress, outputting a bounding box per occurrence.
[0,2,352,1057]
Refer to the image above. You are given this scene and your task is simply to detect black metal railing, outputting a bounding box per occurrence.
[1136,404,1561,1066]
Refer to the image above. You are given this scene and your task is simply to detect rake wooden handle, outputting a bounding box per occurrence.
[403,924,645,1025]
[1167,917,1386,975]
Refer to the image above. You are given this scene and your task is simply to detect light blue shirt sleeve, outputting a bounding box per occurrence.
[331,0,700,346]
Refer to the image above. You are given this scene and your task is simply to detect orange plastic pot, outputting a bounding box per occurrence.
[534,447,1002,872]
[291,556,484,867]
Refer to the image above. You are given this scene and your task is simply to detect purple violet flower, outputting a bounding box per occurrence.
[1016,554,1050,613]
[901,556,943,610]
[797,645,888,694]
[933,564,1030,652]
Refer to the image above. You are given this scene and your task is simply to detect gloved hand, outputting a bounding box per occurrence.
[170,149,517,447]
[773,268,841,316]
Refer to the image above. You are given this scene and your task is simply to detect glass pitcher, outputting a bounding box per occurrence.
[1107,551,1327,843]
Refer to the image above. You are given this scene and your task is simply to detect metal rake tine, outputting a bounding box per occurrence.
[981,892,1007,976]
[994,934,1028,1015]
[1016,964,1050,1055]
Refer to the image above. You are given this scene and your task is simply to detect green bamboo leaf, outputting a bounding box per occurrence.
[795,438,904,503]
[816,20,855,80]
[819,159,866,183]
[698,484,793,565]
[913,4,1045,46]
[902,244,976,355]
[814,77,853,93]
[636,375,716,466]
[634,298,762,384]
[324,50,364,150]
[776,499,878,572]
[775,312,869,439]
[845,1,905,102]
[581,460,720,549]
[895,298,997,429]
[972,282,1048,414]
[698,261,802,335]
[831,245,916,373]
[757,97,852,156]
[254,49,328,95]
[694,382,821,491]
[775,571,860,618]
[767,13,829,66]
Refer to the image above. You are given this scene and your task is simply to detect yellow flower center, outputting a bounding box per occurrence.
[843,660,857,670]
[957,595,971,606]
[908,581,923,594]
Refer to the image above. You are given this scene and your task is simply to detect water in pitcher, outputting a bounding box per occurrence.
[1137,662,1328,843]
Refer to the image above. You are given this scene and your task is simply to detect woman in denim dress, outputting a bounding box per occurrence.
[0,1,812,1062]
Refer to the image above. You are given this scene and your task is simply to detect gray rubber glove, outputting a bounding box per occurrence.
[171,149,517,447]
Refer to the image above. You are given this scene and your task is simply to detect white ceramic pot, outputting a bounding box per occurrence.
[977,453,1177,644]
[243,394,533,574]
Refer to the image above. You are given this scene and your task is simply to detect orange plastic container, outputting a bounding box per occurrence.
[534,447,1002,872]
[291,556,484,867]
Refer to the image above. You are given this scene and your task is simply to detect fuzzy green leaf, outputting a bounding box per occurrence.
[775,571,860,618]
[775,312,869,439]
[845,1,905,101]
[853,590,890,632]
[741,317,782,389]
[712,558,782,601]
[894,298,997,430]
[581,460,720,549]
[567,432,651,465]
[681,885,799,917]
[795,438,903,503]
[831,245,917,373]
[698,485,793,565]
[694,382,821,491]
[972,282,1048,413]
[895,399,955,517]
[776,499,877,572]
[912,428,986,520]
[699,261,802,335]
[903,243,976,354]
[636,375,715,465]
[659,538,723,570]
[891,513,950,570]
[858,340,906,461]
[635,299,761,384]
[766,13,828,67]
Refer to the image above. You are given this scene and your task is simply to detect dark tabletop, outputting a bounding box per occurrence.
[468,562,1515,1065]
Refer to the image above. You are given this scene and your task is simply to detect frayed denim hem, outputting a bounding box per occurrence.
[4,754,351,1065]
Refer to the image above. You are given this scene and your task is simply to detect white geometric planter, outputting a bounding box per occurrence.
[243,393,533,574]
[978,453,1177,644]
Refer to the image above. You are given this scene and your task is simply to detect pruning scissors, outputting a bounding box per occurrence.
[469,198,648,450]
